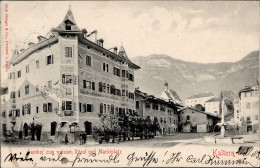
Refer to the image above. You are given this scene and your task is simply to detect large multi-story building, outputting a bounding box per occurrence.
[238,85,259,132]
[135,89,178,135]
[185,92,214,107]
[1,8,140,142]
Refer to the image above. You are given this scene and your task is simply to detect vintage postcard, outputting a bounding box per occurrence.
[1,1,259,167]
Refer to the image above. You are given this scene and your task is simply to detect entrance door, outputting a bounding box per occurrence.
[35,124,42,141]
[247,125,252,132]
[84,121,92,135]
[23,123,29,137]
[51,122,57,136]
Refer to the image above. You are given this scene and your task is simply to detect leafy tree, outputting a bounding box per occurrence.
[151,117,160,136]
[144,116,152,138]
[194,104,205,111]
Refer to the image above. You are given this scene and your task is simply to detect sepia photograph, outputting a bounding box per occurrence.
[0,0,259,167]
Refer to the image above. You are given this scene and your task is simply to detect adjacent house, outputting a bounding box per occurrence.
[178,107,220,133]
[238,85,259,132]
[135,89,179,135]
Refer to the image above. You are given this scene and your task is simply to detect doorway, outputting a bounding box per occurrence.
[84,121,92,135]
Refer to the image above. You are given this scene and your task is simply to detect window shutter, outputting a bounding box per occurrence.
[62,101,65,111]
[62,74,65,84]
[91,104,93,112]
[51,54,54,64]
[73,75,77,85]
[83,80,86,88]
[73,102,76,111]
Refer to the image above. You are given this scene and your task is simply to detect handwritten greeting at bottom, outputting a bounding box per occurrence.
[2,144,259,167]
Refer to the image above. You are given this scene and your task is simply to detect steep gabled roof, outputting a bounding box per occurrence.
[169,90,182,101]
[163,89,182,102]
[118,45,129,59]
[186,92,214,99]
[52,7,82,33]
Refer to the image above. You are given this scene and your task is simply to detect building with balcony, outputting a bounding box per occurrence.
[135,89,178,135]
[2,7,140,142]
[238,85,259,133]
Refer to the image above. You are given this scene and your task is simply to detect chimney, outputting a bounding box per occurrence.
[97,38,104,47]
[82,28,88,38]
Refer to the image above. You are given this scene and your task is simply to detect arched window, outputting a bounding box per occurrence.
[50,122,57,136]
[108,105,110,113]
[99,82,103,92]
[100,103,103,114]
[104,104,106,113]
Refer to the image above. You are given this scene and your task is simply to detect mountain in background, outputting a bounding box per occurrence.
[132,51,259,100]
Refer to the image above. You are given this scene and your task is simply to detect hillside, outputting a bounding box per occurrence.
[132,51,259,100]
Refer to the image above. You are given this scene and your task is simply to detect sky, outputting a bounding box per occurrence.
[1,1,259,80]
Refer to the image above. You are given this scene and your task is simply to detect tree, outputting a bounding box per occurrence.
[194,104,205,111]
[224,99,234,113]
[151,117,160,136]
[144,116,152,138]
[98,114,121,143]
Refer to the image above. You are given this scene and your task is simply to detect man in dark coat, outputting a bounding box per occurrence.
[65,134,69,144]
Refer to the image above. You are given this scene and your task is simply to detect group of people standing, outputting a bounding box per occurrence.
[64,132,87,145]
